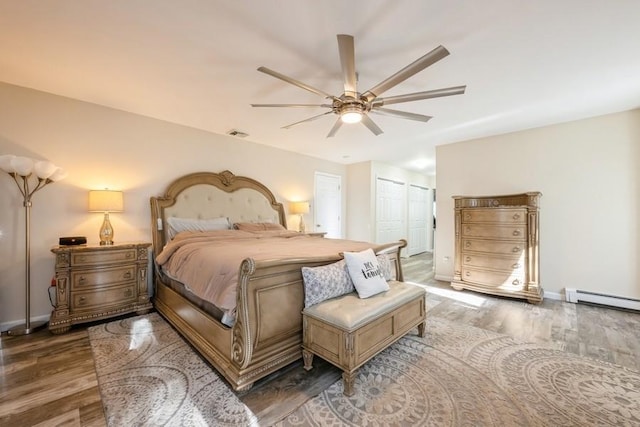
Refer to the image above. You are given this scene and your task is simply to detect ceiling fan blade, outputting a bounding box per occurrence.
[361,115,383,136]
[251,103,333,108]
[372,86,466,107]
[362,45,450,102]
[371,108,432,122]
[258,66,339,101]
[282,111,334,129]
[326,118,343,138]
[337,34,357,98]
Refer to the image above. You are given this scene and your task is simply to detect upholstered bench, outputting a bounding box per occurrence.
[301,280,426,396]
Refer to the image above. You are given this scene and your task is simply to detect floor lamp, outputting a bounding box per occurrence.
[0,155,67,335]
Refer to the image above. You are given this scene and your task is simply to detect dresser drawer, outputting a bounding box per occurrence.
[462,239,525,256]
[72,285,136,311]
[461,268,525,288]
[461,208,527,224]
[71,249,137,267]
[462,254,525,272]
[71,265,136,290]
[462,224,526,240]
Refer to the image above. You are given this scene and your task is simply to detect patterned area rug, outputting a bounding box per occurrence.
[88,313,640,426]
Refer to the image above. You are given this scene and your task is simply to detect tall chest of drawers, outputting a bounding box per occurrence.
[49,242,153,333]
[451,193,542,303]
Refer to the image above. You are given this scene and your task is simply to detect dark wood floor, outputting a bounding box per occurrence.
[2,251,639,426]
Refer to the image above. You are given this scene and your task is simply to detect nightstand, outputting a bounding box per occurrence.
[49,242,152,334]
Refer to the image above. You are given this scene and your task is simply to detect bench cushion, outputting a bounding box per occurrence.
[302,281,426,331]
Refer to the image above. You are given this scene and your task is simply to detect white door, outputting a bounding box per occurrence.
[408,184,429,256]
[314,172,342,238]
[375,177,405,244]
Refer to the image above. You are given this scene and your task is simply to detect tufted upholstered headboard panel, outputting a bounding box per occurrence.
[150,170,286,254]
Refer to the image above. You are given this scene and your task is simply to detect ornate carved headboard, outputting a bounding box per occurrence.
[150,170,287,254]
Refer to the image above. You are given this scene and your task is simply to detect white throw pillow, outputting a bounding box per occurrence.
[344,248,389,298]
[166,216,231,239]
[301,260,354,308]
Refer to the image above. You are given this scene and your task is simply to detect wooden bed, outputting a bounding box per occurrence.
[150,170,406,391]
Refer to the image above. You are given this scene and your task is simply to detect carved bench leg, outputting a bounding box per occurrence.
[417,321,426,338]
[342,371,356,396]
[302,349,314,371]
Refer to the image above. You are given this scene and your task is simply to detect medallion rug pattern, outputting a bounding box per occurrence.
[88,313,640,426]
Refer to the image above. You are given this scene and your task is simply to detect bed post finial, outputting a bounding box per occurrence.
[220,170,236,187]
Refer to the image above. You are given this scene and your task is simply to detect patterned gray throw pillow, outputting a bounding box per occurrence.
[377,253,394,281]
[302,260,354,308]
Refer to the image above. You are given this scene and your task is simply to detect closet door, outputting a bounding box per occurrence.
[408,184,429,256]
[375,178,405,245]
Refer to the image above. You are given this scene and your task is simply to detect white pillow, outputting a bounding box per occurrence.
[166,216,230,239]
[344,248,389,298]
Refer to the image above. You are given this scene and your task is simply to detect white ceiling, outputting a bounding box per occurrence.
[1,1,639,175]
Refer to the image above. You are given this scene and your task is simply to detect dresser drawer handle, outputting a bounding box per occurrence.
[512,246,521,253]
[512,279,521,286]
[512,263,521,269]
[126,252,133,259]
[123,271,132,280]
[464,214,471,221]
[78,296,87,305]
[513,213,521,220]
[124,288,133,297]
[465,227,471,233]
[465,256,471,262]
[78,276,87,284]
[513,230,521,236]
[78,256,86,263]
[465,271,471,277]
[465,241,471,248]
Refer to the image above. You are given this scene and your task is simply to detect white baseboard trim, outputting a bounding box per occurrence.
[1,314,50,333]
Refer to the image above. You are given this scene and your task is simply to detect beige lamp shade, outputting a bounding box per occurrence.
[88,190,124,212]
[289,201,310,215]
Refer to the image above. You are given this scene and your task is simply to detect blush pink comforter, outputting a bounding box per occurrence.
[156,230,376,312]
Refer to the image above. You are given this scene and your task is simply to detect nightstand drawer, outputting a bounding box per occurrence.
[73,285,136,311]
[71,265,136,290]
[462,208,527,224]
[71,249,137,267]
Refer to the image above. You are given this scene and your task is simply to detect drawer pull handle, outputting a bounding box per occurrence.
[465,241,471,248]
[464,214,471,221]
[513,230,521,236]
[513,213,520,220]
[512,263,521,269]
[465,271,471,277]
[512,246,521,253]
[512,279,521,286]
[78,296,87,305]
[124,289,133,297]
[78,256,86,262]
[78,276,86,284]
[126,252,133,259]
[465,257,471,262]
[123,272,132,280]
[465,227,471,233]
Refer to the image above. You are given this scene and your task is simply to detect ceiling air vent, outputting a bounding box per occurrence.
[227,129,249,138]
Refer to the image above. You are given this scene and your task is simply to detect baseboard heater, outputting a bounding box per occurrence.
[565,288,640,311]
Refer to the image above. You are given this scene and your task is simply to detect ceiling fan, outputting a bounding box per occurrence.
[252,34,466,137]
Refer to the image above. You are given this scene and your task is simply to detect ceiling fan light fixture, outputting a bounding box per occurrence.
[340,105,363,123]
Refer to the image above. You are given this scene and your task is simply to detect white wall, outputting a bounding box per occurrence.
[0,82,347,330]
[435,109,640,299]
